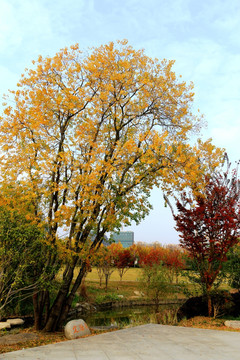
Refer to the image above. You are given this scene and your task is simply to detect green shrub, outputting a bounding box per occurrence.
[95,293,120,304]
[138,263,179,311]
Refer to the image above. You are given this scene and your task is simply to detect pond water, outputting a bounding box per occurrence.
[80,304,179,327]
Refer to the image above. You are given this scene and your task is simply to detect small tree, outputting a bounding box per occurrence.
[115,248,134,281]
[93,246,115,290]
[139,263,175,311]
[174,162,240,316]
[92,246,108,287]
[0,205,48,317]
[102,251,115,291]
[164,246,186,283]
[0,184,60,328]
[138,246,164,284]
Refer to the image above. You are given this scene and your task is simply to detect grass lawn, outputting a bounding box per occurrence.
[74,267,147,303]
[75,267,229,303]
[54,266,189,307]
[86,267,141,282]
[86,280,140,300]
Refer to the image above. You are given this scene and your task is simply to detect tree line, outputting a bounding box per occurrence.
[91,242,186,289]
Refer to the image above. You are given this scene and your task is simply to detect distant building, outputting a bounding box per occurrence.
[111,231,134,248]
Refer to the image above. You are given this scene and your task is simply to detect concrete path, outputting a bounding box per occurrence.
[1,324,240,359]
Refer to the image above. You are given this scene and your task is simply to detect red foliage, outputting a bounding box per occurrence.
[164,246,186,270]
[115,248,134,269]
[138,246,164,267]
[174,166,240,292]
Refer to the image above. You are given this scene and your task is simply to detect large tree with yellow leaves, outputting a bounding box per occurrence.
[0,40,222,331]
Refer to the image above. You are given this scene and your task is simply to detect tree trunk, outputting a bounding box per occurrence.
[33,293,41,330]
[97,269,103,287]
[118,269,123,281]
[43,263,87,332]
[206,285,212,317]
[33,290,50,330]
[105,274,109,290]
[43,290,69,332]
[155,292,159,312]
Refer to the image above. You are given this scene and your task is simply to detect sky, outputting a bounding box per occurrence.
[0,0,240,244]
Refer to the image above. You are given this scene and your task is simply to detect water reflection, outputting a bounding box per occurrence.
[81,304,178,327]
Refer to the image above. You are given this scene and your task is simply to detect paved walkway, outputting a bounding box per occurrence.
[1,324,240,359]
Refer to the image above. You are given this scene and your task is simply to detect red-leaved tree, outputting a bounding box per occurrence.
[164,246,186,283]
[174,161,240,315]
[138,246,164,267]
[115,248,134,281]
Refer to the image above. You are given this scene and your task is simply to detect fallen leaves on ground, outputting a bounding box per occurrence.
[0,326,117,354]
[178,316,240,331]
[0,328,66,354]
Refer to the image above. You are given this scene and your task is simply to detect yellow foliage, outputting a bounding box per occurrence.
[0,40,223,261]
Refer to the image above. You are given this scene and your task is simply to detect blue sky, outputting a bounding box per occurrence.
[1,0,240,244]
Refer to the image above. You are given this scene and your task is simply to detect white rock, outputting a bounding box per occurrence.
[134,291,144,296]
[225,320,240,329]
[64,319,90,340]
[0,322,11,330]
[7,318,25,326]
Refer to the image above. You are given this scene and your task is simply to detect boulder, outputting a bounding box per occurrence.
[64,319,90,340]
[0,322,11,330]
[7,318,25,326]
[229,292,240,317]
[177,295,208,320]
[225,320,240,329]
[134,291,144,297]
